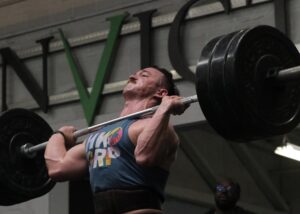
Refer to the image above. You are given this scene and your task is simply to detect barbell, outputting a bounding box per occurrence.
[1,25,300,205]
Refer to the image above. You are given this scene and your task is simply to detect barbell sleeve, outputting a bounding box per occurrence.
[275,65,300,82]
[20,95,199,157]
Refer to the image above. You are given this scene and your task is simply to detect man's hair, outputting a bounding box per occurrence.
[151,65,180,96]
[217,177,241,200]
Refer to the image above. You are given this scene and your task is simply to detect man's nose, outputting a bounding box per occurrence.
[129,73,137,80]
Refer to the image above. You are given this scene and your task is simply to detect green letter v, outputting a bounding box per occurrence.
[59,13,128,125]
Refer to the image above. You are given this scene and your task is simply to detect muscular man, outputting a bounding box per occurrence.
[44,66,189,214]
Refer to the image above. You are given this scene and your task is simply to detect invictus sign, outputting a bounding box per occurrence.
[0,0,285,125]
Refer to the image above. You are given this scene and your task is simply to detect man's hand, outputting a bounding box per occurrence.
[45,125,88,181]
[159,96,190,115]
[57,126,77,148]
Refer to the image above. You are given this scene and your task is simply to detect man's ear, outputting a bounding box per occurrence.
[154,88,168,99]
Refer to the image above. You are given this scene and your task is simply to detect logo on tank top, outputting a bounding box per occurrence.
[86,127,123,168]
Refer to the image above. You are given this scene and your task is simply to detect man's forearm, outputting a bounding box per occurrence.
[44,133,67,164]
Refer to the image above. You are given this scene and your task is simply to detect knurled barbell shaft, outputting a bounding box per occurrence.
[20,95,199,157]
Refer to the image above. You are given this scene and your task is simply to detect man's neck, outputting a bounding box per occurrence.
[120,98,157,116]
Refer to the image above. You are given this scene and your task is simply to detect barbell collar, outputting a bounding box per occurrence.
[20,95,199,157]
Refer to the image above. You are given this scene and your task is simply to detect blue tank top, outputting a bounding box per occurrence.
[85,118,169,200]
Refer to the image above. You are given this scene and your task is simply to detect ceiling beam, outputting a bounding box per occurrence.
[177,132,218,191]
[228,142,289,211]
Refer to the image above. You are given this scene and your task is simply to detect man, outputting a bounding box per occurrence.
[206,178,255,214]
[44,66,189,214]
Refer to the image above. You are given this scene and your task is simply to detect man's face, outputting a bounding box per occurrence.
[214,181,239,210]
[123,67,166,98]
